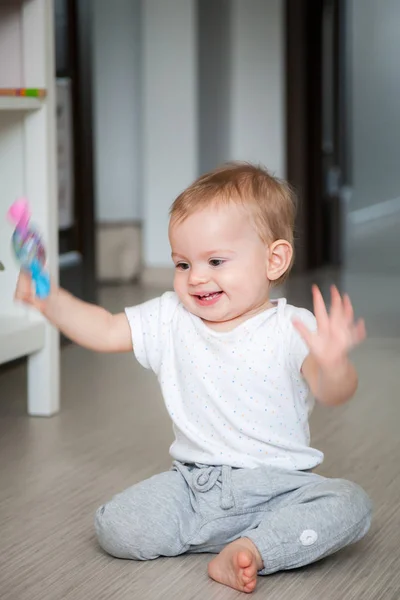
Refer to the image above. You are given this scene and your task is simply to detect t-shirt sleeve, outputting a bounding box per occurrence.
[288,307,318,373]
[124,291,179,373]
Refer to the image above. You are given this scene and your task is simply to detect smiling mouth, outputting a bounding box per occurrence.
[195,291,222,300]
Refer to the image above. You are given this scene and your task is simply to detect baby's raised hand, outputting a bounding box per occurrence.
[293,285,366,369]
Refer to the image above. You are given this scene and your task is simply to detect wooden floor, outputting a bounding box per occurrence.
[1,275,399,600]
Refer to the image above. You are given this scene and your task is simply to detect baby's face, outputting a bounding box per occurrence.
[169,203,272,327]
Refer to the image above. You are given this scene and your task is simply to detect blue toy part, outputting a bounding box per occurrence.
[30,259,50,299]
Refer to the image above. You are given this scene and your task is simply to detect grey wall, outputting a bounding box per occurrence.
[141,0,198,269]
[93,0,142,222]
[229,0,285,176]
[198,0,231,175]
[198,0,285,179]
[350,0,400,213]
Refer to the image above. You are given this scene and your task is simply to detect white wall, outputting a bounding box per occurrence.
[92,0,286,270]
[142,0,198,268]
[349,0,400,213]
[229,0,285,177]
[93,0,142,222]
[198,0,286,179]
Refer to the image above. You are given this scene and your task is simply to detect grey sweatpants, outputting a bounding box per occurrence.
[95,462,372,575]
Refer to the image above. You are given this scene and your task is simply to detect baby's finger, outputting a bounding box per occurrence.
[312,285,329,332]
[330,285,343,322]
[16,270,32,294]
[354,318,367,344]
[14,289,34,306]
[343,293,354,324]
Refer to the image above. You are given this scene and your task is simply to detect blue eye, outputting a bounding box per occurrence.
[176,262,190,271]
[209,259,225,267]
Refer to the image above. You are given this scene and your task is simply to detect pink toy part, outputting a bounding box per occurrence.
[7,197,31,230]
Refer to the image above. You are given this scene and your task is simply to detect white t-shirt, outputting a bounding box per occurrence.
[125,292,324,471]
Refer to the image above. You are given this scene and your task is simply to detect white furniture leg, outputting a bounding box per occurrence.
[27,321,60,416]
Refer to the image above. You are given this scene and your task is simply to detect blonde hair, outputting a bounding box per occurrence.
[169,162,297,285]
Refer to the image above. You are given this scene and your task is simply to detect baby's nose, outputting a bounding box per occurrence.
[188,266,209,284]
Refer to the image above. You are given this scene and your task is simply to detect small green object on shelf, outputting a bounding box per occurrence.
[25,89,43,98]
[0,261,4,271]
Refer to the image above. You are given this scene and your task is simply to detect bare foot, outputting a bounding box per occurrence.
[208,538,263,593]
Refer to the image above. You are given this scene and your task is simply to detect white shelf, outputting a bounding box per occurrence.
[0,316,45,365]
[0,97,43,111]
[0,0,60,415]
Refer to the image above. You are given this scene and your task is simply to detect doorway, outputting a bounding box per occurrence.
[55,0,97,304]
[285,0,347,273]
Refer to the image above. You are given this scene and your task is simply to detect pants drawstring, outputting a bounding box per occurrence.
[173,462,235,510]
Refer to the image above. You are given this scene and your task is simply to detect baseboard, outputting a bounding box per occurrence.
[349,196,400,225]
[141,267,174,288]
[96,222,141,283]
[96,223,175,287]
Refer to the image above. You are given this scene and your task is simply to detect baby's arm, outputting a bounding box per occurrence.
[301,353,358,406]
[15,271,132,353]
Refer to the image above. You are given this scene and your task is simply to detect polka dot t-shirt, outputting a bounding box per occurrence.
[125,292,324,470]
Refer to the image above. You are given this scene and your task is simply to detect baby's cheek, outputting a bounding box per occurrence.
[173,276,186,300]
[219,265,238,282]
[173,276,181,293]
[221,269,246,291]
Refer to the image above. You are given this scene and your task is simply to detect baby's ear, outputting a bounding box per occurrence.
[266,240,293,281]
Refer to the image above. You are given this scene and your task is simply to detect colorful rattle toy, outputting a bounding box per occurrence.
[7,198,50,299]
